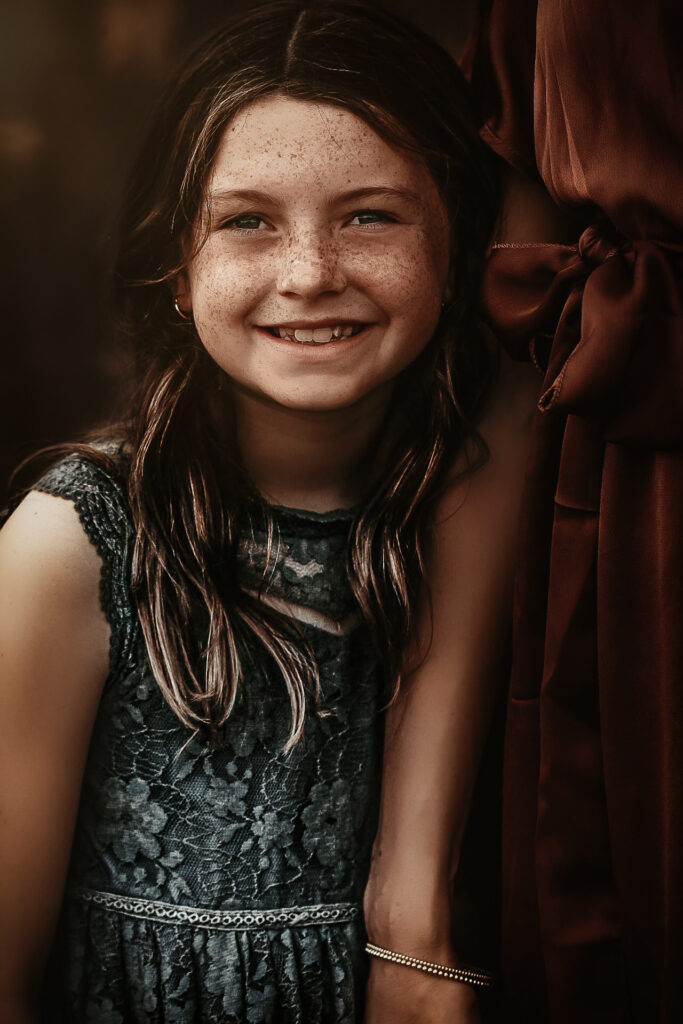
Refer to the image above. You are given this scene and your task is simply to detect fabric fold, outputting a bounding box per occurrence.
[463,3,683,1019]
[56,897,365,1024]
[484,232,683,445]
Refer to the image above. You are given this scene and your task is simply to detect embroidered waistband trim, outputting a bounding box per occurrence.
[71,887,360,931]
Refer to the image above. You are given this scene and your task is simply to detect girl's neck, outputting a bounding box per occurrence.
[228,383,391,513]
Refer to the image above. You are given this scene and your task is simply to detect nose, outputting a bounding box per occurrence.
[276,231,347,298]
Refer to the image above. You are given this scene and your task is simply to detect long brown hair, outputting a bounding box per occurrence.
[45,2,499,749]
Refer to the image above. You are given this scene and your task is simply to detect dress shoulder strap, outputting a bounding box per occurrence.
[31,452,138,679]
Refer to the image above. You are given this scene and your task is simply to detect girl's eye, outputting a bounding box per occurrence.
[224,213,269,233]
[348,209,396,228]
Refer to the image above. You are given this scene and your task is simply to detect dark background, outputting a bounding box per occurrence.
[0,0,476,505]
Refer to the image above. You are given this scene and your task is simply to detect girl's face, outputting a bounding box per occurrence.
[180,95,450,414]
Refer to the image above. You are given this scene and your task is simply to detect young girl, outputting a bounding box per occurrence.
[0,3,536,1021]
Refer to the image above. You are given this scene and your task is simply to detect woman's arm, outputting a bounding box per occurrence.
[0,492,109,1022]
[364,350,540,1023]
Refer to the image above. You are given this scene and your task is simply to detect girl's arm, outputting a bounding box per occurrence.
[0,492,109,1023]
[364,349,540,1023]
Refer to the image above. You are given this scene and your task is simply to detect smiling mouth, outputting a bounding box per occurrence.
[262,324,367,345]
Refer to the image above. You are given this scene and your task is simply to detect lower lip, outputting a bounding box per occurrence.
[255,325,374,356]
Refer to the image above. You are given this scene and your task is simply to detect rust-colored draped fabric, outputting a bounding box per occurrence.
[462,3,683,1021]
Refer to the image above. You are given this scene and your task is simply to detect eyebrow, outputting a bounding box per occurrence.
[205,185,422,206]
[206,188,279,206]
[337,186,422,205]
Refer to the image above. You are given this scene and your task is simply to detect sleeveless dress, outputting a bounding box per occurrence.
[31,455,384,1023]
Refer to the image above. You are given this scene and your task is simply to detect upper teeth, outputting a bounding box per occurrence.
[272,325,358,344]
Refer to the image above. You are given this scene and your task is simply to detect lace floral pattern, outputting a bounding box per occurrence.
[236,501,359,621]
[32,456,384,1023]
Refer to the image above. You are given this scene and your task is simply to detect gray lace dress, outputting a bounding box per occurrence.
[31,455,384,1023]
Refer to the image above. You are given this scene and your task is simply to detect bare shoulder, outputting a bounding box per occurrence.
[0,489,110,703]
[2,488,104,580]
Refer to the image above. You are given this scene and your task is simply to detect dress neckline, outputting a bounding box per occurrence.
[266,501,358,524]
[247,494,359,529]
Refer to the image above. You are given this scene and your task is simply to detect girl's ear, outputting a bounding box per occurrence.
[173,272,193,317]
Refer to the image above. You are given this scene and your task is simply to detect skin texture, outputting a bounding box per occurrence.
[177,95,450,510]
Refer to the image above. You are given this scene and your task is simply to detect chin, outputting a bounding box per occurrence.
[276,393,365,413]
[277,377,388,411]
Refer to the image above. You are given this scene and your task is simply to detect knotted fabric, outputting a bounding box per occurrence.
[463,3,683,1021]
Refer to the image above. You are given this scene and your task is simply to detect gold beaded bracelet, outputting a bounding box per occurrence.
[365,942,497,989]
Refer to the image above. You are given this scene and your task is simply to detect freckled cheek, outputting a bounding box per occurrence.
[360,247,444,329]
[188,257,268,329]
